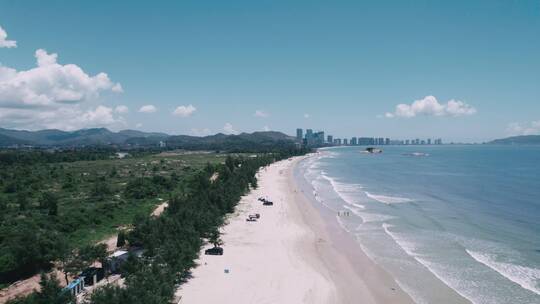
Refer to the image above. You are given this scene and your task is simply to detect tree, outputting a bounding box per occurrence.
[6,273,73,304]
[40,192,58,216]
[208,229,223,248]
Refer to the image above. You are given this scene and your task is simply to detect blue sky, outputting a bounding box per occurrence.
[0,0,539,142]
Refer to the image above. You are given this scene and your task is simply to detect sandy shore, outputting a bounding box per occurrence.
[176,156,414,304]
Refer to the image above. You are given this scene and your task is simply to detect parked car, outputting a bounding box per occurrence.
[246,217,257,222]
[263,201,273,206]
[205,247,224,255]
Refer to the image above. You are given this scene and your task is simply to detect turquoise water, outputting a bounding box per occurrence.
[296,145,540,304]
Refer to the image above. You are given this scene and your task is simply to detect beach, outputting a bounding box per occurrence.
[176,155,414,304]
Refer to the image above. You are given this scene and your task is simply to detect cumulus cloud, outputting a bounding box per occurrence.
[506,120,540,136]
[115,105,129,113]
[0,105,125,131]
[0,49,122,108]
[223,122,238,134]
[385,96,476,118]
[190,128,212,137]
[138,105,157,113]
[0,26,16,48]
[173,104,196,117]
[0,47,125,130]
[254,110,268,117]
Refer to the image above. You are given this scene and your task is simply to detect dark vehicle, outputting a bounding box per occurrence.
[263,201,273,206]
[249,213,260,219]
[205,247,224,255]
[246,217,257,222]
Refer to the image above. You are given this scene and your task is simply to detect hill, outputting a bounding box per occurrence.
[0,128,296,151]
[488,135,540,145]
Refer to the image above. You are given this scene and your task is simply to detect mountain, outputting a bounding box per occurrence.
[165,131,296,152]
[0,128,296,151]
[0,128,168,147]
[488,135,540,145]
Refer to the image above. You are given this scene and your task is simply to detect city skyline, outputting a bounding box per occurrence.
[0,1,539,142]
[295,127,443,146]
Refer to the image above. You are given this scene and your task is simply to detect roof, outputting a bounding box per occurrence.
[110,250,128,258]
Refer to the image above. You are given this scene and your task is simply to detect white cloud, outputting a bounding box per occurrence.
[138,105,157,113]
[0,105,125,131]
[172,104,196,117]
[385,96,476,118]
[506,120,540,136]
[0,49,122,108]
[304,113,310,119]
[223,122,238,135]
[254,110,268,117]
[115,105,129,113]
[0,47,124,130]
[190,128,212,136]
[0,26,16,48]
[263,125,270,131]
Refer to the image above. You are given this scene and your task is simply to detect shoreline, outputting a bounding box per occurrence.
[176,155,414,303]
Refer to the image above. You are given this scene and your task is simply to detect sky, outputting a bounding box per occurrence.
[0,0,539,142]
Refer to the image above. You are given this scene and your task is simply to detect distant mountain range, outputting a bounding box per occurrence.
[488,135,540,145]
[0,128,296,151]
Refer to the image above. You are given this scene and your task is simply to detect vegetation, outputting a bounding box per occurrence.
[0,150,231,285]
[85,149,306,304]
[1,145,308,304]
[6,273,74,304]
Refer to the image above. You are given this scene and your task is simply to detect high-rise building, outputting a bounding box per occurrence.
[405,139,410,145]
[343,138,348,145]
[351,137,357,145]
[427,138,431,145]
[334,138,342,145]
[358,137,375,145]
[296,128,303,142]
[306,129,313,139]
[385,138,390,145]
[415,139,420,145]
[315,131,325,145]
[327,135,333,144]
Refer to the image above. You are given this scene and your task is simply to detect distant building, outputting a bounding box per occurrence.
[427,138,431,145]
[385,138,390,145]
[334,138,342,145]
[343,138,348,145]
[305,129,314,146]
[327,135,333,144]
[296,128,303,142]
[421,140,426,145]
[315,131,325,145]
[405,139,410,145]
[351,137,357,145]
[415,139,420,145]
[159,141,166,148]
[358,137,373,145]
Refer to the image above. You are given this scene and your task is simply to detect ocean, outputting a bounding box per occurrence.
[295,145,540,304]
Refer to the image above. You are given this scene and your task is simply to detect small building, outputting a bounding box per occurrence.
[107,248,144,274]
[80,267,105,286]
[64,277,85,297]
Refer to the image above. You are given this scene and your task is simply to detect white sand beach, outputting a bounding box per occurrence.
[176,156,414,304]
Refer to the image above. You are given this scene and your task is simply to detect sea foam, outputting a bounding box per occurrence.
[365,192,412,204]
[466,249,540,295]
